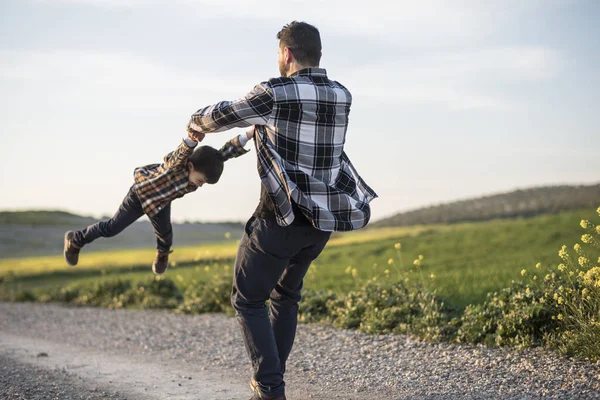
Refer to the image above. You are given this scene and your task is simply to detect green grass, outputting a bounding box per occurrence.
[1,209,595,308]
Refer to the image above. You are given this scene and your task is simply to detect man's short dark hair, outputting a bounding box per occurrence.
[188,146,224,184]
[277,21,321,67]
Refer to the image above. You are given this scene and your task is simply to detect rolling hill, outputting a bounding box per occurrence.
[372,183,600,227]
[0,210,244,258]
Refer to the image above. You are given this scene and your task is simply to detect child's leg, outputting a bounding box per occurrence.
[72,187,144,247]
[149,203,173,253]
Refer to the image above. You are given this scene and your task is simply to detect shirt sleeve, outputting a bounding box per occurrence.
[187,82,274,134]
[162,140,196,170]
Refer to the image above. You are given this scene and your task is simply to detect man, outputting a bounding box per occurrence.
[187,21,377,400]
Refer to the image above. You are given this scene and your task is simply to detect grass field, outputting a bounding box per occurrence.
[1,209,595,308]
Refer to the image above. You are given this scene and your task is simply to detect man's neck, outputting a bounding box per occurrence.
[287,63,318,76]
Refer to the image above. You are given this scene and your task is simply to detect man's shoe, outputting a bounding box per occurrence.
[63,231,81,266]
[250,378,259,394]
[152,250,173,274]
[248,379,286,400]
[248,395,286,400]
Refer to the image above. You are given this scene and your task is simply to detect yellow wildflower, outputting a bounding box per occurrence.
[582,288,589,296]
[429,273,435,280]
[597,206,600,216]
[583,267,600,286]
[596,226,600,234]
[418,255,424,261]
[558,297,564,305]
[559,245,568,258]
[394,242,401,250]
[574,243,582,253]
[351,268,358,279]
[553,293,559,300]
[582,234,593,244]
[557,313,564,320]
[388,258,394,265]
[535,263,542,269]
[413,259,421,267]
[581,220,589,229]
[345,266,352,274]
[204,266,210,272]
[558,264,566,272]
[521,269,527,276]
[533,275,537,280]
[384,269,390,275]
[579,257,589,267]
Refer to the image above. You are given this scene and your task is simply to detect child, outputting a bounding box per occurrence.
[63,133,249,274]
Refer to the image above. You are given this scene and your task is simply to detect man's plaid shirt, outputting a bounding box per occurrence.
[188,68,377,231]
[132,140,198,217]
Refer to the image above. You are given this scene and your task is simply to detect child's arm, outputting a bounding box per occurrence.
[163,137,198,169]
[219,129,253,161]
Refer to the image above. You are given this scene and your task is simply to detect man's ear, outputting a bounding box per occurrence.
[284,47,294,64]
[187,161,194,171]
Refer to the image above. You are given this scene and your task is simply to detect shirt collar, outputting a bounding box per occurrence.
[289,67,327,77]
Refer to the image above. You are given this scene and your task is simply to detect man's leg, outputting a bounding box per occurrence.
[72,187,144,247]
[231,217,296,399]
[269,227,331,375]
[148,203,173,253]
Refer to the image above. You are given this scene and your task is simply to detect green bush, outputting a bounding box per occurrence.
[298,289,338,323]
[176,273,233,316]
[458,281,555,347]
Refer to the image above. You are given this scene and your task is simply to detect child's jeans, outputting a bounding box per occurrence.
[72,186,172,252]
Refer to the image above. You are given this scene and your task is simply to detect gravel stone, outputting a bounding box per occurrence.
[1,302,599,399]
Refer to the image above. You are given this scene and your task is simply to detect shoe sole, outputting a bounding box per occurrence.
[64,231,77,267]
[250,378,258,394]
[152,264,168,275]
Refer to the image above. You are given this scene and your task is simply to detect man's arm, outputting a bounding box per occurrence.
[187,83,273,139]
[163,137,198,169]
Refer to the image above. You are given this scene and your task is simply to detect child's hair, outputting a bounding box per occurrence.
[188,146,224,184]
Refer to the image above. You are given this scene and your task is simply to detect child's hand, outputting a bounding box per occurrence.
[187,127,205,142]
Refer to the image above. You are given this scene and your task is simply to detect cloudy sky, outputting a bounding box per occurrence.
[0,0,598,223]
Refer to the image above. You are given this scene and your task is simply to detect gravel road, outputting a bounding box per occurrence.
[1,302,599,399]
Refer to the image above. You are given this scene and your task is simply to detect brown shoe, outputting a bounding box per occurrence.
[63,231,81,266]
[249,394,286,400]
[249,379,286,400]
[152,250,172,274]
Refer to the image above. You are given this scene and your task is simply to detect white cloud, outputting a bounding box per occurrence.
[0,41,564,113]
[0,50,254,112]
[33,0,573,46]
[345,46,563,110]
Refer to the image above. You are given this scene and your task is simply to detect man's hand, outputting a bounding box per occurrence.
[187,126,205,142]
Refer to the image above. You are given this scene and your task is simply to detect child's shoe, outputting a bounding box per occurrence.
[152,250,173,274]
[63,231,82,266]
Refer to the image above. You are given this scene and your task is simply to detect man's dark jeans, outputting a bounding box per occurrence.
[231,216,331,398]
[72,186,172,252]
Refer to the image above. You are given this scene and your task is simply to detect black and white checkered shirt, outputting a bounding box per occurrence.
[187,68,377,231]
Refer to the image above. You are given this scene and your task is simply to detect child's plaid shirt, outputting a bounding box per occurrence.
[132,140,198,217]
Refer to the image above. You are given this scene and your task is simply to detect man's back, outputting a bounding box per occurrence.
[264,70,351,186]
